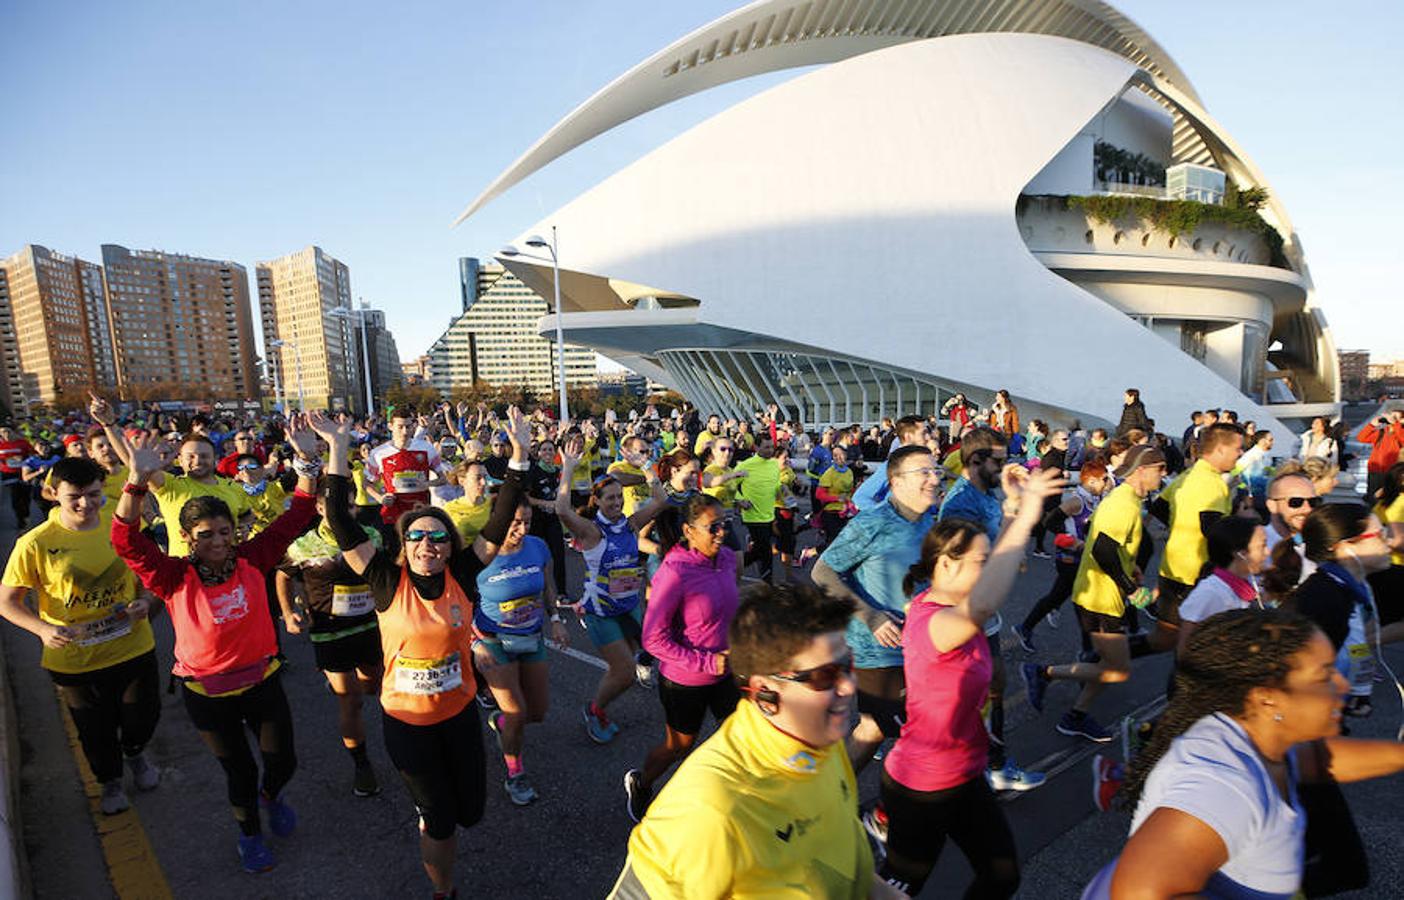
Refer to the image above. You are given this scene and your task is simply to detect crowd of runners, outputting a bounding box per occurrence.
[1,389,1403,898]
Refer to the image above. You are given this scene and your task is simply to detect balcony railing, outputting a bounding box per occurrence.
[1095,180,1168,199]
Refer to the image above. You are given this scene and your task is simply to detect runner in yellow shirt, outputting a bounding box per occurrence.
[610,583,901,900]
[693,414,724,457]
[232,453,288,538]
[608,435,654,518]
[442,460,492,545]
[0,457,162,815]
[1023,446,1165,743]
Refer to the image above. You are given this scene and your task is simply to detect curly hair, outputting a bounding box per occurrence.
[1120,608,1319,808]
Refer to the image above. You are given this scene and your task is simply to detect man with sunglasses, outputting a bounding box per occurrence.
[611,583,905,900]
[216,429,267,479]
[1264,471,1321,582]
[937,427,1044,792]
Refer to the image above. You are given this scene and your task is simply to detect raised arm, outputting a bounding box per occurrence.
[469,405,531,565]
[621,446,666,532]
[110,440,188,598]
[91,392,166,488]
[555,434,602,550]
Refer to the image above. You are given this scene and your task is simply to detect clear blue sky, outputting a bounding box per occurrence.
[3,1,1399,364]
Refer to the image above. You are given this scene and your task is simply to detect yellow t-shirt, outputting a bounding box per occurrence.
[1,508,154,674]
[818,467,855,513]
[1072,481,1144,617]
[351,461,374,506]
[153,475,252,558]
[443,495,491,546]
[43,464,129,506]
[569,439,599,493]
[941,448,963,477]
[694,430,721,456]
[243,481,289,536]
[1376,495,1404,567]
[701,464,739,510]
[1158,459,1231,586]
[618,700,872,899]
[608,460,650,517]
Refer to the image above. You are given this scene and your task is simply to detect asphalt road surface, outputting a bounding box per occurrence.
[5,495,1402,899]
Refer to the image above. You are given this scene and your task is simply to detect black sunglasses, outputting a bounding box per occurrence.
[1271,495,1323,510]
[772,654,854,691]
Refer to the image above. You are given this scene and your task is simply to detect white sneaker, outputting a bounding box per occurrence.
[100,780,131,815]
[126,752,160,792]
[634,651,656,690]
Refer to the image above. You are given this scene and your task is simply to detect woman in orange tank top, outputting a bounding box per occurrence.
[319,407,531,900]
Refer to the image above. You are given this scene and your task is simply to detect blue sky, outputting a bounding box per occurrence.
[3,1,1399,364]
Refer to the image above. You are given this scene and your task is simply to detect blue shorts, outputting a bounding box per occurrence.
[478,631,548,665]
[583,603,643,649]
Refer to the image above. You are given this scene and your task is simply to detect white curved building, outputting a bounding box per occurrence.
[459,0,1339,433]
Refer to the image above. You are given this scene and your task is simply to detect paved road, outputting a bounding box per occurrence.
[5,499,1402,898]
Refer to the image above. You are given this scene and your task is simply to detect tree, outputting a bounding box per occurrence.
[384,382,442,412]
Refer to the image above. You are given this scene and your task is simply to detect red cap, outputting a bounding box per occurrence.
[61,434,83,447]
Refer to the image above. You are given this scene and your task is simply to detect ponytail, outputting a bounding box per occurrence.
[902,518,985,596]
[1260,537,1304,601]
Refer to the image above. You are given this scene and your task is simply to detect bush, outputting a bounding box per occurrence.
[1061,194,1287,268]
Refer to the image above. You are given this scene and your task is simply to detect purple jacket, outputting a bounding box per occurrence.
[642,544,739,686]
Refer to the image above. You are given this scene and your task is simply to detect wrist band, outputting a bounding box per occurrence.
[292,458,323,477]
[123,482,149,496]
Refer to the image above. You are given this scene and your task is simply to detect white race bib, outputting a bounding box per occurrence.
[75,611,133,647]
[331,584,375,617]
[394,652,463,696]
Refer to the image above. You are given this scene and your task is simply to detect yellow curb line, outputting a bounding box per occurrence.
[53,689,172,900]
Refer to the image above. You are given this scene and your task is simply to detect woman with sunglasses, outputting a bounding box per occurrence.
[110,416,324,874]
[319,407,531,900]
[1281,504,1398,719]
[558,435,666,744]
[623,494,740,822]
[613,583,907,899]
[700,439,748,579]
[876,466,1064,898]
[1083,609,1404,899]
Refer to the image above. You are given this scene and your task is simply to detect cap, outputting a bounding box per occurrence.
[1113,444,1166,479]
[62,434,83,447]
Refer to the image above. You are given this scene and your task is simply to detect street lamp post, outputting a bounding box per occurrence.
[266,339,284,411]
[270,329,304,409]
[330,303,375,417]
[499,227,569,420]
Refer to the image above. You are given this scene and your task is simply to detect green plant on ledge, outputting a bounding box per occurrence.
[1055,193,1287,269]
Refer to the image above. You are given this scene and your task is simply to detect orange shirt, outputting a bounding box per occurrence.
[378,568,475,726]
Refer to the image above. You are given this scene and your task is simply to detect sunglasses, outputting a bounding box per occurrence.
[772,654,854,692]
[690,520,728,535]
[1271,495,1323,509]
[236,461,261,471]
[404,528,451,544]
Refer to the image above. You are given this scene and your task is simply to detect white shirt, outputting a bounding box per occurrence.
[1179,573,1260,624]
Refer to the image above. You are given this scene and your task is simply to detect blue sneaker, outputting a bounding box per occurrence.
[237,834,277,873]
[1021,663,1048,713]
[1057,711,1114,743]
[1013,623,1036,654]
[582,704,619,744]
[260,794,297,837]
[985,761,1046,792]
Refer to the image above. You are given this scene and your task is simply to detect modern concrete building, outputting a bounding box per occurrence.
[460,0,1339,437]
[426,259,595,397]
[358,306,405,400]
[0,269,28,417]
[0,245,103,411]
[402,355,432,385]
[100,245,260,402]
[1338,349,1371,401]
[257,246,363,412]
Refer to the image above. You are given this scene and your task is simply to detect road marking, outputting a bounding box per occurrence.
[52,688,173,899]
[548,640,608,670]
[1000,694,1168,804]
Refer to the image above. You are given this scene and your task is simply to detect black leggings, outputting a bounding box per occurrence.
[382,704,486,840]
[530,511,569,595]
[774,511,796,556]
[52,650,161,783]
[6,480,29,527]
[744,522,774,581]
[181,671,297,836]
[1022,559,1078,632]
[879,770,1019,898]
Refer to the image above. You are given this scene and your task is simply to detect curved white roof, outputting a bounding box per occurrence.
[454,0,1201,223]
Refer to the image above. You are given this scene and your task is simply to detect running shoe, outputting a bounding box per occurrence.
[353,760,381,798]
[634,650,656,690]
[985,762,1046,792]
[1014,624,1037,654]
[260,793,297,837]
[1091,755,1122,813]
[583,704,619,744]
[125,752,160,792]
[624,769,650,823]
[99,780,131,815]
[237,834,277,873]
[504,773,539,807]
[1057,711,1114,743]
[1031,549,1052,560]
[1020,662,1048,713]
[1120,715,1150,762]
[1046,607,1061,629]
[476,687,499,711]
[860,804,889,846]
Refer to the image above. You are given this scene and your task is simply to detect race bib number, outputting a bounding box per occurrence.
[391,470,428,494]
[606,567,641,597]
[76,610,133,647]
[498,595,542,628]
[394,652,463,696]
[331,584,375,617]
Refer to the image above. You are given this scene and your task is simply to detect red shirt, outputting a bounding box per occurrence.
[111,492,315,679]
[369,441,438,523]
[883,590,992,791]
[1357,420,1404,474]
[0,439,34,475]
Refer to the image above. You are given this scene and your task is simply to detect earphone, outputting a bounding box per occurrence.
[751,684,781,716]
